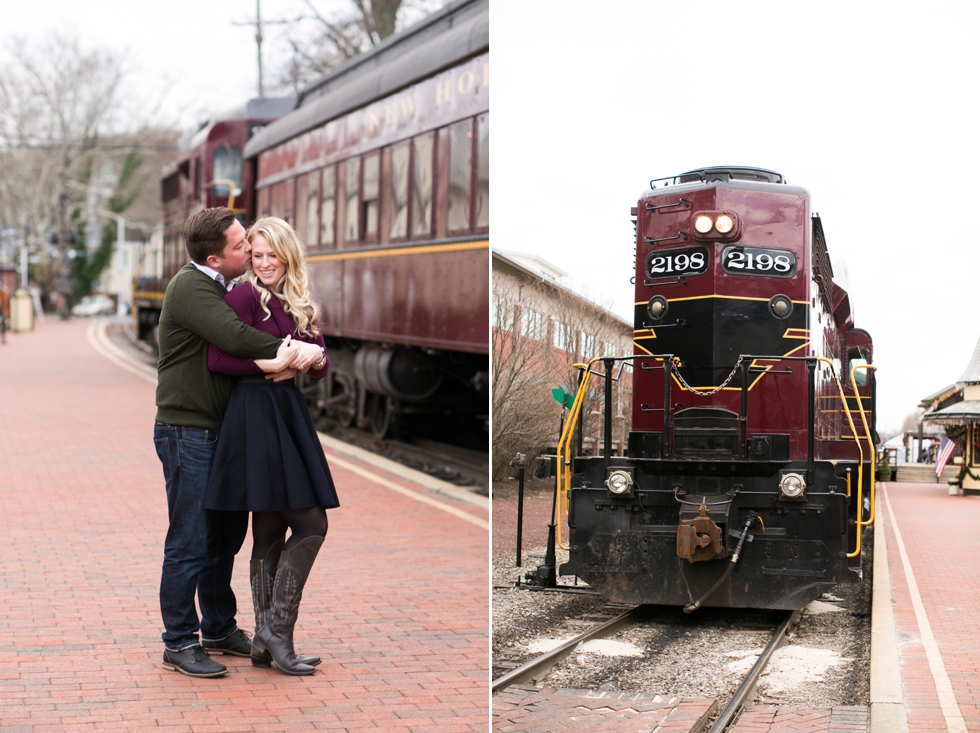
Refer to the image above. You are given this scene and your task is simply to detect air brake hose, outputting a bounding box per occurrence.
[683,513,761,614]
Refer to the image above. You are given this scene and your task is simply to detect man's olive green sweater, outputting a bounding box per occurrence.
[154,264,282,432]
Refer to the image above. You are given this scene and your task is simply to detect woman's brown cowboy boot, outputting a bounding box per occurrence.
[253,535,324,675]
[250,538,321,668]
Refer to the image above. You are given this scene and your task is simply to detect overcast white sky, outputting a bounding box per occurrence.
[5,1,976,434]
[3,0,379,130]
[493,2,980,435]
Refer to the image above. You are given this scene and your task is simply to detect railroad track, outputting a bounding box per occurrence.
[492,605,645,692]
[706,610,799,732]
[492,604,800,732]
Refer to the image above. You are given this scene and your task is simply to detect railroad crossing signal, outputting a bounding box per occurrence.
[552,387,575,410]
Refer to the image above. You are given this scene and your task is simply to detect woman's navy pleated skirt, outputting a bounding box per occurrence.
[205,379,340,512]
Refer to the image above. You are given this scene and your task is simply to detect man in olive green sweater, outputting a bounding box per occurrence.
[154,207,321,677]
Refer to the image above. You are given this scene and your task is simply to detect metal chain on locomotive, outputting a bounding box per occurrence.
[670,355,744,396]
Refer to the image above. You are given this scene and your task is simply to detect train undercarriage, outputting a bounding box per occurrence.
[298,341,487,442]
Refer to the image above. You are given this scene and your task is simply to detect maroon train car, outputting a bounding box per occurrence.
[134,97,295,340]
[243,0,488,438]
[555,167,877,610]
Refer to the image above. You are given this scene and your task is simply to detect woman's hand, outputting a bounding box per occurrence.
[286,340,323,370]
[265,367,300,382]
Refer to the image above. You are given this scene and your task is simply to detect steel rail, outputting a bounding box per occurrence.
[707,610,800,733]
[491,606,644,693]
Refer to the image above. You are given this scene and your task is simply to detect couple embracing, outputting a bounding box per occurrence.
[153,207,339,678]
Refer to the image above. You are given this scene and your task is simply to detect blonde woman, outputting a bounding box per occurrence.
[204,216,339,676]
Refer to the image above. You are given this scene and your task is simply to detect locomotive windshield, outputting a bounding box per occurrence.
[212,145,243,196]
[676,167,784,184]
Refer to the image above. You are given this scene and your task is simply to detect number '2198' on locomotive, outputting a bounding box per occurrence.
[558,167,877,611]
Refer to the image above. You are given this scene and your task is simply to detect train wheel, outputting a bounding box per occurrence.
[367,393,395,439]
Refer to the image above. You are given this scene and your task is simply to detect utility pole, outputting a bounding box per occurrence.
[234,0,291,97]
[256,0,264,96]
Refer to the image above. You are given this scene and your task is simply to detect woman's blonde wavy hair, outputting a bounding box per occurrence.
[244,216,320,338]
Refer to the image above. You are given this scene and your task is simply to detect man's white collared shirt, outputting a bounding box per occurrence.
[191,261,240,292]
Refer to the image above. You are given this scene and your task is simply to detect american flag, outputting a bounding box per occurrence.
[936,435,956,478]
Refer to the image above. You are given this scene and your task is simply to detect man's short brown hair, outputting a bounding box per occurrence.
[183,207,238,264]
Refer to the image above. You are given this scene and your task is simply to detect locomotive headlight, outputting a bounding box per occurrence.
[694,215,714,233]
[606,470,634,495]
[647,295,669,321]
[779,472,806,498]
[715,214,735,234]
[768,294,793,319]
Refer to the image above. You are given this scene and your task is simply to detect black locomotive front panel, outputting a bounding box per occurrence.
[559,456,861,610]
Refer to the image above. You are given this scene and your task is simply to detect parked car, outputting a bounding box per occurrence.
[72,294,115,317]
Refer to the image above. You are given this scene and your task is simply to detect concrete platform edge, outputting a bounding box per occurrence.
[317,430,489,509]
[869,486,908,733]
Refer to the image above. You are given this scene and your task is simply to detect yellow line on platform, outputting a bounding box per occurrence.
[87,321,158,384]
[882,483,966,733]
[320,446,489,531]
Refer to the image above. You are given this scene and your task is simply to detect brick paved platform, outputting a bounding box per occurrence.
[730,706,867,732]
[492,685,715,732]
[872,481,980,733]
[0,319,489,732]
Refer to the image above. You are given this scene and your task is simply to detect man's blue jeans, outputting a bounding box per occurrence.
[154,423,248,649]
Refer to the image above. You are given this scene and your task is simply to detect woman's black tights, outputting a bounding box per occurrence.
[251,507,328,559]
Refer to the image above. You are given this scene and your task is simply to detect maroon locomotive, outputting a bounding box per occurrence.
[553,167,876,610]
[134,98,295,341]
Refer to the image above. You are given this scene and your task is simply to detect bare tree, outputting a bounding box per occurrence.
[273,0,448,93]
[491,277,560,480]
[492,272,635,479]
[899,408,925,437]
[0,33,176,308]
[547,287,633,458]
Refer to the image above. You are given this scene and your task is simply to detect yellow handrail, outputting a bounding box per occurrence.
[815,357,865,558]
[211,178,238,210]
[850,364,878,528]
[553,358,601,551]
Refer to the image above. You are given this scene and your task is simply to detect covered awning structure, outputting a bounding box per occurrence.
[922,401,980,426]
[919,336,980,491]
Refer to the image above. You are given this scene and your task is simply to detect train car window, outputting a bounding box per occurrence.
[476,114,489,230]
[305,171,320,247]
[345,158,360,242]
[362,153,379,239]
[321,166,336,247]
[848,357,869,387]
[448,120,472,232]
[257,187,270,218]
[284,178,295,225]
[212,146,242,200]
[411,133,434,237]
[194,157,202,202]
[390,142,410,240]
[162,173,181,202]
[295,175,308,241]
[270,182,284,219]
